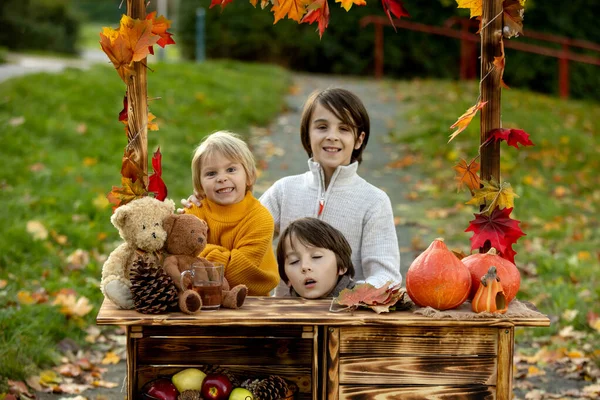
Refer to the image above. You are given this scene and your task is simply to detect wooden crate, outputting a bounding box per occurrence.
[97,297,549,400]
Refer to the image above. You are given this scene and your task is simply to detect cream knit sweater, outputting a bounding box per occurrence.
[260,159,402,295]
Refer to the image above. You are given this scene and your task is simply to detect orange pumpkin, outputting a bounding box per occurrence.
[472,266,508,314]
[406,238,471,310]
[462,248,521,304]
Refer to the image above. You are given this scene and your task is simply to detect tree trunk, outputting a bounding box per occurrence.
[126,0,148,186]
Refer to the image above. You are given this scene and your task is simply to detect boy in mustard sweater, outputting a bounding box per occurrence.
[184,131,279,296]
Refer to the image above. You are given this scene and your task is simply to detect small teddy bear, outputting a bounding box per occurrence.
[101,197,176,309]
[162,213,248,314]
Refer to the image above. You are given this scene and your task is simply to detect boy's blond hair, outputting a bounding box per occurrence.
[191,131,257,198]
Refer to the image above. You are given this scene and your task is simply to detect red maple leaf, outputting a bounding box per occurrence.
[146,11,176,48]
[210,0,234,10]
[381,0,410,32]
[465,207,525,262]
[301,0,330,39]
[487,128,534,149]
[148,148,167,201]
[118,94,128,122]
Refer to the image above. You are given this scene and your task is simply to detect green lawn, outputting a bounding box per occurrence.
[388,79,600,350]
[0,60,290,380]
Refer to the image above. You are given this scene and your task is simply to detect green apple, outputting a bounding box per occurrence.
[171,368,207,392]
[229,387,254,400]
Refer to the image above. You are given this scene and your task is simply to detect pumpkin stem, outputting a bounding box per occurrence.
[434,238,445,242]
[487,248,498,256]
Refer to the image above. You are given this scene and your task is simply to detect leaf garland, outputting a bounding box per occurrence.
[448,0,533,264]
[100,12,175,211]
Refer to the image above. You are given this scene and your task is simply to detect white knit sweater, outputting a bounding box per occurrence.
[260,159,402,295]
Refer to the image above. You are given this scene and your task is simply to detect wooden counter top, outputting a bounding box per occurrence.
[96,296,550,328]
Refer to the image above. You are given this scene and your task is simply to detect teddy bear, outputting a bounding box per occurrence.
[100,196,175,309]
[162,213,248,314]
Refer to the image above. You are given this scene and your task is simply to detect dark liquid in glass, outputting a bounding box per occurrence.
[192,282,222,310]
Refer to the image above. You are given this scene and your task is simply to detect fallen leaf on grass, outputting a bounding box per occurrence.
[101,351,121,365]
[52,293,93,318]
[26,220,48,240]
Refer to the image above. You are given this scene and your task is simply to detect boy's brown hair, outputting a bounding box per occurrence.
[276,217,354,285]
[300,88,370,164]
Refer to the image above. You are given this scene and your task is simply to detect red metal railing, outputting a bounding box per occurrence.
[360,16,600,98]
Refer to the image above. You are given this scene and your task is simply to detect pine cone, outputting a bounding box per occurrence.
[248,375,288,400]
[129,256,178,314]
[200,365,241,387]
[178,389,201,400]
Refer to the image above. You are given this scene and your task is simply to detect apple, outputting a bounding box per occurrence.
[141,378,179,400]
[201,373,233,400]
[229,387,254,400]
[171,368,207,392]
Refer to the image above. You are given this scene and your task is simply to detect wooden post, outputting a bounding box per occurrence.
[480,0,503,184]
[127,0,149,185]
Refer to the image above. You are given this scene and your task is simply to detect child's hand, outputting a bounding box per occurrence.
[176,193,203,214]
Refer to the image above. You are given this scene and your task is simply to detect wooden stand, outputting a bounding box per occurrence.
[97,297,549,400]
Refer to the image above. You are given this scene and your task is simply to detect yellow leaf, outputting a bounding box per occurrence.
[577,251,591,261]
[93,193,110,210]
[101,351,121,365]
[148,112,159,131]
[527,365,545,377]
[335,0,366,12]
[83,157,98,166]
[17,290,36,305]
[52,293,93,318]
[272,0,309,23]
[448,100,487,142]
[26,220,48,240]
[566,350,584,359]
[0,279,7,289]
[39,370,61,385]
[119,15,159,62]
[465,179,518,214]
[456,0,482,18]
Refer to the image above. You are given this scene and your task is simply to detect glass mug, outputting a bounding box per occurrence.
[180,263,223,311]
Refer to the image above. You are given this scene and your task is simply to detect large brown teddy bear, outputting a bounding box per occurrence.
[162,214,248,314]
[101,197,175,309]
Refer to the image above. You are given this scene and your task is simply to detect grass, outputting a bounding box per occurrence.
[0,60,290,380]
[387,79,600,350]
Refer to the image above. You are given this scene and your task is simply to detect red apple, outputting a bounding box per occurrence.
[141,378,179,400]
[200,373,232,400]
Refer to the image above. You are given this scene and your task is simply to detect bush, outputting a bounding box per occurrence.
[0,0,80,55]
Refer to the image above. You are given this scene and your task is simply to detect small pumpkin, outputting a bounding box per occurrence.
[406,238,471,310]
[472,266,508,314]
[462,247,521,304]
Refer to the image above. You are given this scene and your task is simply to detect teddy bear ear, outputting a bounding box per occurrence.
[163,214,177,236]
[162,198,176,214]
[110,205,130,228]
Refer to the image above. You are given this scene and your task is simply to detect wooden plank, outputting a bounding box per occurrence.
[97,298,550,327]
[312,327,318,400]
[340,326,497,356]
[140,325,306,338]
[339,385,496,399]
[327,327,340,400]
[339,355,496,385]
[496,327,514,400]
[126,327,135,400]
[136,337,312,365]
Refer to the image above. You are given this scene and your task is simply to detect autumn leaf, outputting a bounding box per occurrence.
[119,15,159,63]
[101,351,121,365]
[210,0,234,10]
[494,37,509,89]
[381,0,410,32]
[466,179,519,214]
[52,293,94,318]
[503,0,525,37]
[302,0,330,39]
[26,220,48,240]
[456,0,482,18]
[333,282,405,313]
[448,100,487,142]
[146,11,176,48]
[465,207,525,263]
[148,147,168,201]
[272,0,310,23]
[335,0,366,12]
[100,29,135,83]
[118,94,128,122]
[106,176,148,210]
[454,157,480,194]
[487,128,534,149]
[120,148,146,183]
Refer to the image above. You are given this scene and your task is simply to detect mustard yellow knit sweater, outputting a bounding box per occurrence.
[185,191,279,296]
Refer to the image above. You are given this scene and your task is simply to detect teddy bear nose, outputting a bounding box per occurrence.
[152,232,157,239]
[197,237,204,244]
